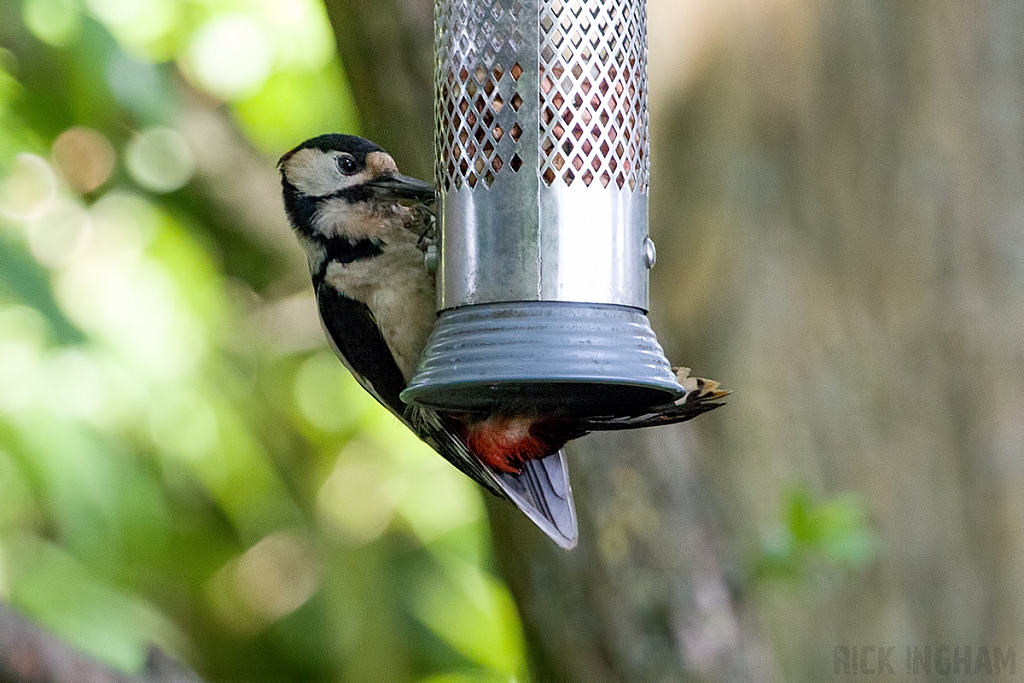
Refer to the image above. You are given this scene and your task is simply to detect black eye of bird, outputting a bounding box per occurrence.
[337,153,359,175]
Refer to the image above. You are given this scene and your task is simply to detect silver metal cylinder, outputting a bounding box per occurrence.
[403,0,682,415]
[434,0,650,309]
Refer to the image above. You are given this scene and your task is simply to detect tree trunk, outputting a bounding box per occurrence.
[323,2,762,680]
[326,1,1024,680]
[323,0,435,181]
[487,427,764,681]
[645,1,1024,679]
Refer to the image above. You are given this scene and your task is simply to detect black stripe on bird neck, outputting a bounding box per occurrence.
[312,236,385,285]
[282,181,397,242]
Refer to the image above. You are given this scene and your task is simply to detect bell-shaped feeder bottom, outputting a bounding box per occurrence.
[401,301,684,416]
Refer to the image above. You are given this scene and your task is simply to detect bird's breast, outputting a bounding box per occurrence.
[324,240,436,380]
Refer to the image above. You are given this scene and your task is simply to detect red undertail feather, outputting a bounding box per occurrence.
[456,367,729,475]
[462,415,559,474]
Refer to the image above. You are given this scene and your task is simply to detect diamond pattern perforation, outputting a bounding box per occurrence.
[436,0,528,191]
[538,0,648,190]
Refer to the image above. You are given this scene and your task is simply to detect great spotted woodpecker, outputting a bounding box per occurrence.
[279,134,726,548]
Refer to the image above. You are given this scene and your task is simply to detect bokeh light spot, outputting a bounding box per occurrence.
[185,16,272,100]
[233,532,320,622]
[43,349,106,420]
[293,351,371,432]
[22,0,81,47]
[234,65,358,155]
[399,466,482,542]
[56,259,207,378]
[0,341,42,414]
[0,305,49,346]
[317,442,404,545]
[89,191,158,260]
[85,0,178,52]
[27,197,92,268]
[52,126,116,193]
[259,0,335,70]
[0,153,58,221]
[149,390,219,462]
[125,127,194,193]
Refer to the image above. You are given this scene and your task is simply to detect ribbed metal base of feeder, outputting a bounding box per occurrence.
[401,302,684,416]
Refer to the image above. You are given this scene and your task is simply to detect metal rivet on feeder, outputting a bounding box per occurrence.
[642,236,657,269]
[402,0,683,415]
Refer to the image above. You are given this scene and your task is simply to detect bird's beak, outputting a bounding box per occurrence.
[363,173,436,203]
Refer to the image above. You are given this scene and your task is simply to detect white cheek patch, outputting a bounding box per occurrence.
[284,148,372,197]
[313,197,389,240]
[313,198,355,237]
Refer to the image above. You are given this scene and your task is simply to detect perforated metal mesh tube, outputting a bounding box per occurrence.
[404,0,681,414]
[434,0,650,310]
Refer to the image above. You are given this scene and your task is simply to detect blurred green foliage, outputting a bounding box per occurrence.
[0,0,525,680]
[753,486,877,585]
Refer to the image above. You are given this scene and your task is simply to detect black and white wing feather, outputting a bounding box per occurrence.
[315,283,578,548]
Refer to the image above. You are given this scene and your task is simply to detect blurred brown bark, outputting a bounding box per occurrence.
[323,0,435,181]
[486,429,764,682]
[646,1,1024,680]
[326,0,1024,680]
[323,1,761,681]
[0,602,204,683]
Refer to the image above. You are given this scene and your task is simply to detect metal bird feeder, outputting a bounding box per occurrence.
[403,0,683,415]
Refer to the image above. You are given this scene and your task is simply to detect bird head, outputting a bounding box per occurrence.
[278,134,434,240]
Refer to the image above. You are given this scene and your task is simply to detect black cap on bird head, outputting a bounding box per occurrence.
[278,134,385,168]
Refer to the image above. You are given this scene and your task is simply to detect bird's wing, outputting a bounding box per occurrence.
[316,281,407,413]
[404,406,578,547]
[316,282,502,493]
[316,283,577,548]
[406,407,577,548]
